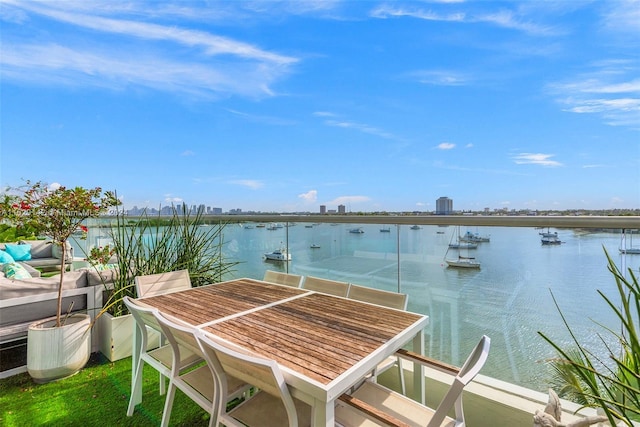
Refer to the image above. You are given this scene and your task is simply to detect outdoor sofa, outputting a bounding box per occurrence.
[0,260,116,378]
[0,240,74,271]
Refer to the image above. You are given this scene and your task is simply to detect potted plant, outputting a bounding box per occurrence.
[94,203,238,361]
[0,181,119,382]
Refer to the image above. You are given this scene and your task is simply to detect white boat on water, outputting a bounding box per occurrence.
[445,226,481,269]
[539,229,562,245]
[349,227,364,234]
[264,249,291,261]
[619,229,640,254]
[445,256,481,269]
[459,230,490,243]
[410,225,421,230]
[380,227,391,232]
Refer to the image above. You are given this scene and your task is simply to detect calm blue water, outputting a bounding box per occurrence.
[81,222,640,392]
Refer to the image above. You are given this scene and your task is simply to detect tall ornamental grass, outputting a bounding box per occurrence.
[103,204,239,317]
[538,248,640,426]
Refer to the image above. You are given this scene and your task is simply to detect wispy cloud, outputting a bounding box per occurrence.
[324,119,397,139]
[407,69,470,86]
[512,153,563,167]
[316,112,398,140]
[313,111,337,117]
[370,4,557,36]
[298,190,318,203]
[602,0,640,36]
[164,195,183,203]
[181,150,195,156]
[0,1,297,99]
[228,179,264,190]
[225,109,297,126]
[548,60,640,128]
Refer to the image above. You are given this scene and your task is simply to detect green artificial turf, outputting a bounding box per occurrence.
[0,353,211,426]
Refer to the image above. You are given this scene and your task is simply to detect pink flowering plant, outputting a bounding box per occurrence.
[86,244,115,265]
[1,180,119,327]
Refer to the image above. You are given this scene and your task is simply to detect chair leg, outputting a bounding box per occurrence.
[127,360,145,416]
[396,357,406,395]
[160,382,177,427]
[159,372,166,395]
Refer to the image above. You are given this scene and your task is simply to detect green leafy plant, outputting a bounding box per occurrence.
[0,181,119,327]
[103,203,239,317]
[86,244,115,266]
[538,247,640,426]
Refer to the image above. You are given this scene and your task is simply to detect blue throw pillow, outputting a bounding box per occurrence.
[3,262,32,280]
[4,244,31,261]
[0,250,15,264]
[4,244,32,261]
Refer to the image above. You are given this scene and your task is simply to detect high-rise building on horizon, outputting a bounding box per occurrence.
[436,196,453,215]
[320,205,326,214]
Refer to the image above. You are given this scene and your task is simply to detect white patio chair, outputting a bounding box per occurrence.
[335,335,491,427]
[262,270,304,287]
[347,284,408,310]
[194,328,312,427]
[135,269,192,299]
[123,296,201,417]
[302,275,350,297]
[347,284,409,394]
[154,311,251,427]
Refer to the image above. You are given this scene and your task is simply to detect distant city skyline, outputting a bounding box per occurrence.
[1,1,638,212]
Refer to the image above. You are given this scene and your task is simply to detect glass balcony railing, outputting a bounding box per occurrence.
[78,214,640,394]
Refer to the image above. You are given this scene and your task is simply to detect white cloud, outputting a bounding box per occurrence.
[370,4,556,36]
[164,196,183,203]
[408,70,469,86]
[6,2,296,65]
[313,111,337,117]
[437,142,456,150]
[512,153,563,167]
[548,61,640,128]
[229,179,264,190]
[181,150,195,156]
[323,119,397,140]
[0,2,297,99]
[298,190,318,203]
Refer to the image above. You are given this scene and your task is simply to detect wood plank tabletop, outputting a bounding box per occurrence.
[138,278,308,325]
[202,292,424,385]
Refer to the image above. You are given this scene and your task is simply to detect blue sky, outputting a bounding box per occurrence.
[1,0,639,213]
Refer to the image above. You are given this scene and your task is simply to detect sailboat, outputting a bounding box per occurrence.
[619,229,640,254]
[444,226,480,269]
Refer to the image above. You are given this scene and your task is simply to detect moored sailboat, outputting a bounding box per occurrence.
[445,226,481,269]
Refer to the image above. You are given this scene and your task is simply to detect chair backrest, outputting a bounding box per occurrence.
[135,269,192,298]
[263,270,303,287]
[302,276,350,297]
[154,311,204,371]
[123,296,162,348]
[194,329,300,427]
[427,335,491,427]
[347,284,408,310]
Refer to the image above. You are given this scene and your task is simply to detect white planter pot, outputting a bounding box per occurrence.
[27,313,91,383]
[98,312,161,362]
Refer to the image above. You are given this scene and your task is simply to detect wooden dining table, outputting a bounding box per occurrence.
[131,278,428,427]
